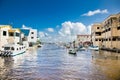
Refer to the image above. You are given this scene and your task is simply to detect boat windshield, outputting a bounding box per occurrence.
[4,47,10,50]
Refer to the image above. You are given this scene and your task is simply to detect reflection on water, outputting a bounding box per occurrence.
[92,50,120,80]
[0,44,120,80]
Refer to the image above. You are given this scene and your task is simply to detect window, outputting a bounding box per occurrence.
[109,38,111,41]
[97,27,99,29]
[9,32,14,36]
[95,32,101,36]
[118,38,120,41]
[3,31,7,36]
[117,26,120,30]
[112,38,116,41]
[11,47,14,50]
[103,39,105,41]
[108,28,111,31]
[95,39,98,41]
[31,37,34,39]
[4,47,10,50]
[16,33,20,37]
[31,32,34,34]
[106,39,108,41]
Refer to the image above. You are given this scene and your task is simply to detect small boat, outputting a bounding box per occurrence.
[88,46,99,51]
[68,48,77,54]
[0,44,26,57]
[77,46,86,51]
[37,44,43,47]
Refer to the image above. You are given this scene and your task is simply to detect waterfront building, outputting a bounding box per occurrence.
[0,24,38,51]
[7,28,20,44]
[0,25,11,50]
[77,35,91,46]
[91,23,102,47]
[102,13,120,49]
[0,25,21,50]
[20,28,37,46]
[91,13,120,50]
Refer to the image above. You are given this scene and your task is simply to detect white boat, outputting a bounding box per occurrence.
[88,46,99,51]
[37,44,43,47]
[68,48,77,54]
[77,46,86,51]
[0,44,26,56]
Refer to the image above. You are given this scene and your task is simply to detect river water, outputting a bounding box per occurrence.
[0,44,120,80]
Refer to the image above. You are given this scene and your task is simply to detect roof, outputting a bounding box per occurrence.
[20,29,30,36]
[8,29,20,32]
[103,13,120,23]
[0,25,12,29]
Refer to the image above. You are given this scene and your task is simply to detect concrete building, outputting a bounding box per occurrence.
[102,13,120,49]
[0,25,20,50]
[7,29,20,44]
[20,28,37,46]
[77,35,91,46]
[91,13,120,50]
[91,23,102,47]
[0,25,12,50]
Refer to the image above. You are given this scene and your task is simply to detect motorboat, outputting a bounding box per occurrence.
[0,44,26,57]
[37,44,43,48]
[88,46,99,51]
[68,48,77,54]
[77,46,86,51]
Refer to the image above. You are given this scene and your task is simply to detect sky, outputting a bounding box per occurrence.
[0,0,120,42]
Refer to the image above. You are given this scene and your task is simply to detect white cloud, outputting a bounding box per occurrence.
[58,21,87,36]
[57,21,92,42]
[38,31,52,42]
[47,28,54,32]
[22,24,31,29]
[39,21,92,43]
[39,32,45,38]
[39,32,49,38]
[57,21,93,42]
[87,24,93,34]
[82,9,108,16]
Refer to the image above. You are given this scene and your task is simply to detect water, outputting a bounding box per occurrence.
[0,44,120,80]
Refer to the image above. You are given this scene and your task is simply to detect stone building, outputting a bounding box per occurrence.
[91,13,120,49]
[77,35,91,46]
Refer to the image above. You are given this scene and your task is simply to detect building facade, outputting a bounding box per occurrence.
[77,35,91,46]
[7,29,20,44]
[91,23,102,47]
[0,25,12,50]
[20,28,37,47]
[0,25,20,50]
[91,13,120,49]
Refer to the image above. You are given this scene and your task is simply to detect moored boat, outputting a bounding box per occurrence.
[88,46,99,51]
[0,44,26,57]
[68,48,77,54]
[37,44,43,48]
[77,45,86,51]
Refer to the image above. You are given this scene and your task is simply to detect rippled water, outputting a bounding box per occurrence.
[0,44,120,80]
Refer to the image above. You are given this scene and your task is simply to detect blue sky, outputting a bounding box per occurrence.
[0,0,120,42]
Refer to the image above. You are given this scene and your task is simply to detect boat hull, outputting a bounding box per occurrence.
[11,51,26,56]
[68,48,77,54]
